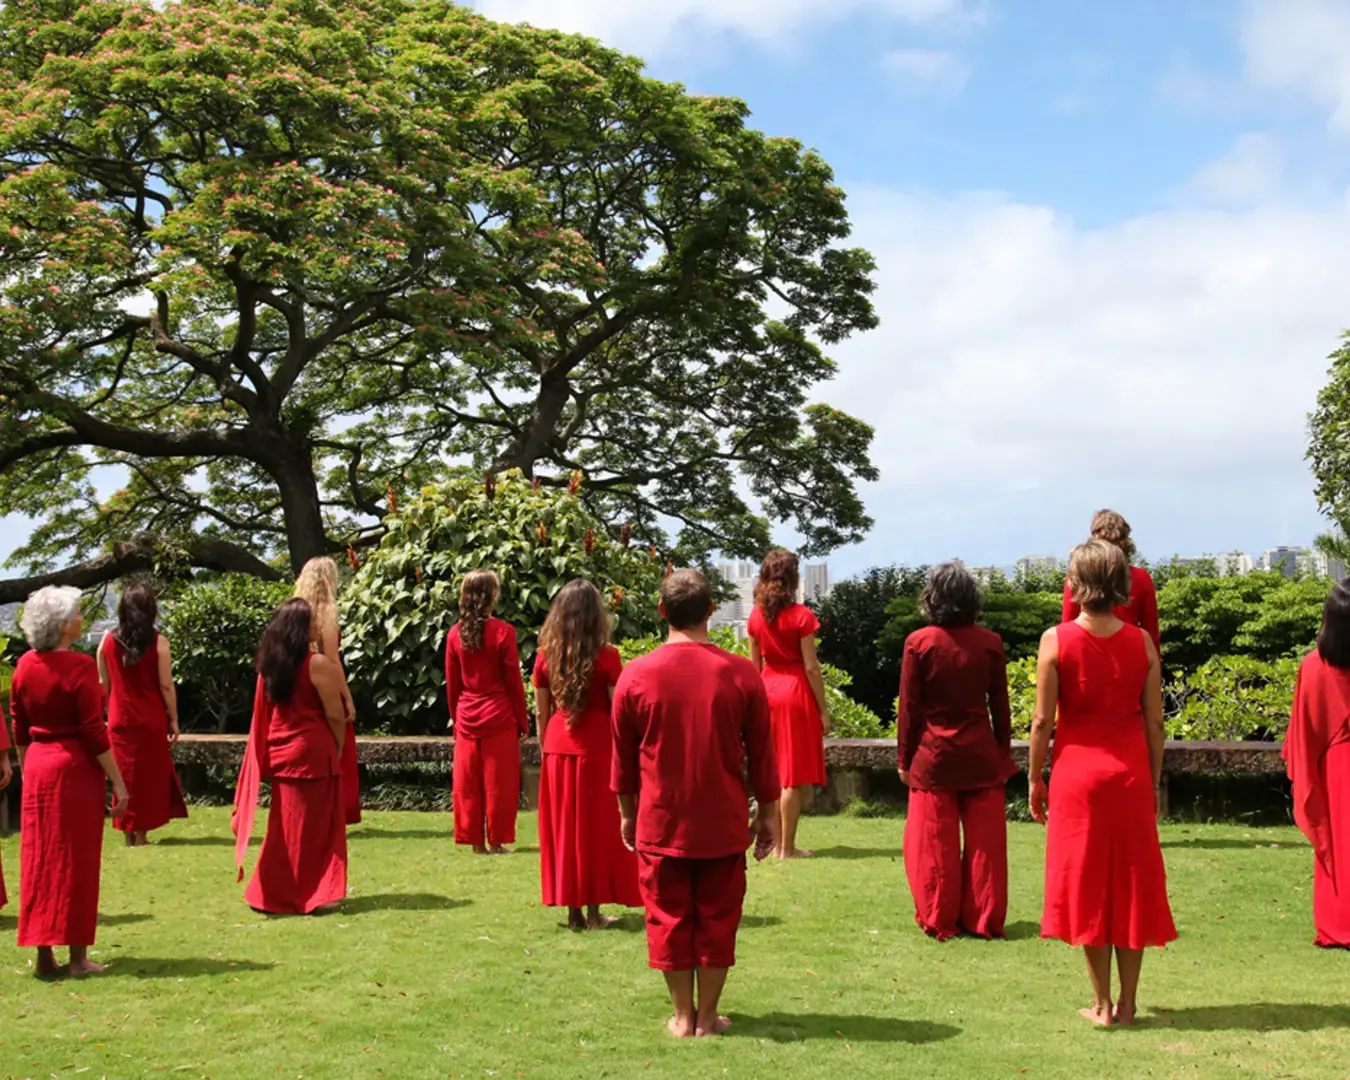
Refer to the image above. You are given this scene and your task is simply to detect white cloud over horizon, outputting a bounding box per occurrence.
[881,48,972,94]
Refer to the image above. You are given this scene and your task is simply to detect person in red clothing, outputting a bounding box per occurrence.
[613,569,781,1039]
[534,580,640,929]
[1061,509,1160,654]
[0,699,13,910]
[446,570,529,854]
[233,599,349,915]
[747,549,829,859]
[898,562,1016,941]
[1283,578,1350,948]
[97,582,188,847]
[11,586,129,977]
[1031,540,1175,1027]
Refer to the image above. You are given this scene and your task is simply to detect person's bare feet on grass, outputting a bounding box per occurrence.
[567,908,587,930]
[35,947,62,979]
[779,848,814,860]
[1112,1003,1137,1027]
[587,914,618,930]
[472,845,489,855]
[1079,1005,1114,1027]
[667,1015,695,1038]
[69,958,107,977]
[489,844,511,855]
[696,1016,733,1037]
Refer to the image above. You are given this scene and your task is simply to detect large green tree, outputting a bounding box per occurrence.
[0,0,878,601]
[1308,333,1350,564]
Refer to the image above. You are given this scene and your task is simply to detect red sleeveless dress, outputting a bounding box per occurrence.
[104,634,188,835]
[1042,622,1176,949]
[747,603,826,788]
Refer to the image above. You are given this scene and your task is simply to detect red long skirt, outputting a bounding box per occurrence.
[110,724,188,835]
[340,725,362,826]
[539,752,641,909]
[18,741,104,947]
[905,785,1008,940]
[1314,741,1350,947]
[762,668,826,788]
[244,776,347,915]
[1,849,7,909]
[453,729,519,847]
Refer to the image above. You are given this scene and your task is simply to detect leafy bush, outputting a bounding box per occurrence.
[1008,655,1038,739]
[163,575,291,733]
[341,470,667,734]
[1158,572,1322,671]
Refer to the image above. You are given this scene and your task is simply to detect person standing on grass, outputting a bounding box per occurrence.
[1030,539,1175,1027]
[1284,578,1350,948]
[11,586,129,977]
[446,570,529,855]
[233,599,349,915]
[98,582,188,848]
[293,557,361,826]
[1061,509,1160,655]
[898,562,1016,941]
[747,549,829,859]
[0,700,15,909]
[534,580,641,929]
[612,569,781,1038]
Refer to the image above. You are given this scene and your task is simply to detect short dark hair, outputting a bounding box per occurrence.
[661,569,713,631]
[920,562,981,627]
[1318,579,1350,669]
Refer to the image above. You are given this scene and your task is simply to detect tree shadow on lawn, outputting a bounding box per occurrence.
[155,835,235,847]
[1160,839,1307,851]
[730,1012,960,1044]
[347,828,448,841]
[1144,1003,1350,1032]
[811,847,901,861]
[339,893,472,915]
[99,912,154,926]
[105,957,276,979]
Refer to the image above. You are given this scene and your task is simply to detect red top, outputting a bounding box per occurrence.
[533,644,623,756]
[1284,651,1350,881]
[611,641,780,859]
[898,624,1016,792]
[102,633,169,732]
[1062,566,1160,654]
[747,603,820,669]
[254,657,339,781]
[445,618,530,738]
[1052,621,1151,766]
[10,649,110,756]
[0,700,11,753]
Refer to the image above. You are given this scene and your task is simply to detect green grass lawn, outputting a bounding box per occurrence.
[0,809,1347,1079]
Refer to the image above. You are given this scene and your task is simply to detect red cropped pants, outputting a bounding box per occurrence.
[904,785,1008,941]
[453,729,520,848]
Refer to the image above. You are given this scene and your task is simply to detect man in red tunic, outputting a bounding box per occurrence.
[612,570,781,1038]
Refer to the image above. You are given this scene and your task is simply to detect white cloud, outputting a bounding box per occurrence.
[881,48,972,94]
[1241,0,1350,135]
[1185,132,1284,206]
[475,0,975,52]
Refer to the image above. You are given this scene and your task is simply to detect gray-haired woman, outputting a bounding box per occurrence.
[10,586,128,978]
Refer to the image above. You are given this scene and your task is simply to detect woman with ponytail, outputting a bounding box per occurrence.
[97,582,188,846]
[534,580,640,928]
[445,570,529,853]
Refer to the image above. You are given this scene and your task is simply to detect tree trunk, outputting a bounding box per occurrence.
[268,444,330,576]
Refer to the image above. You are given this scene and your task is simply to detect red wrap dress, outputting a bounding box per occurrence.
[747,603,826,789]
[102,633,187,836]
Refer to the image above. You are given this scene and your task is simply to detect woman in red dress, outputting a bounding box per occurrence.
[233,599,349,915]
[1031,540,1175,1026]
[1061,509,1160,653]
[899,562,1016,940]
[11,586,129,977]
[446,570,529,854]
[294,557,360,825]
[97,582,187,847]
[748,549,830,859]
[1284,578,1350,948]
[534,580,641,928]
[0,701,13,908]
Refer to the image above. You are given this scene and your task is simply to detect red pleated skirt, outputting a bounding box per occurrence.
[1313,741,1350,947]
[762,667,826,788]
[18,741,105,947]
[110,723,188,835]
[340,726,361,825]
[244,776,347,915]
[1042,746,1177,949]
[539,752,641,909]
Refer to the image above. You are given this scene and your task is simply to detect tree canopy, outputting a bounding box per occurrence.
[0,0,879,601]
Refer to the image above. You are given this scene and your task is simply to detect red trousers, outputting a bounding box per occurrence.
[453,729,520,847]
[637,851,746,971]
[904,785,1007,941]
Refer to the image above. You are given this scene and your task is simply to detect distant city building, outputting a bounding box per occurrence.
[1017,555,1063,575]
[1263,546,1311,579]
[709,558,830,637]
[1212,551,1256,577]
[799,562,831,604]
[1315,551,1348,581]
[965,565,1004,585]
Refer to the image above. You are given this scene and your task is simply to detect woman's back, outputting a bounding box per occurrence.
[748,603,816,670]
[104,634,167,728]
[263,656,337,779]
[537,645,622,756]
[1054,621,1150,767]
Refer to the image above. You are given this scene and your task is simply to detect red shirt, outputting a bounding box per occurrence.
[102,633,169,731]
[0,700,12,753]
[747,603,819,670]
[10,649,110,756]
[252,657,339,781]
[898,624,1016,792]
[445,618,529,738]
[611,641,781,859]
[1062,566,1160,654]
[533,645,622,756]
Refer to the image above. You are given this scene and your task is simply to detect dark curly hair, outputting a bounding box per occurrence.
[257,599,314,705]
[115,581,159,666]
[920,562,981,627]
[754,549,799,624]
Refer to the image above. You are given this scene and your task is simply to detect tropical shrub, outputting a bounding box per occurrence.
[341,471,667,734]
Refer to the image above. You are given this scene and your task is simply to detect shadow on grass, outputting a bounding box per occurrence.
[741,914,784,930]
[347,828,448,841]
[1160,839,1307,851]
[340,893,471,915]
[730,1012,960,1044]
[107,957,275,979]
[1145,1003,1350,1031]
[99,912,154,926]
[155,835,235,848]
[0,915,14,932]
[1003,921,1041,941]
[811,847,901,861]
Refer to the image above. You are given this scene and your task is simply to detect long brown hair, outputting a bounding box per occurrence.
[754,549,799,623]
[115,581,159,666]
[458,569,499,652]
[258,599,314,705]
[538,580,610,727]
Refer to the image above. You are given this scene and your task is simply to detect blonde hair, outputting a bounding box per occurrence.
[1089,509,1136,560]
[458,569,499,652]
[294,557,340,651]
[1068,539,1131,614]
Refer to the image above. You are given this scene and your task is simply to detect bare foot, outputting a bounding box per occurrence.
[489,845,511,855]
[1079,1005,1113,1027]
[311,902,340,915]
[587,914,618,930]
[780,849,814,860]
[69,959,107,977]
[567,909,587,930]
[696,1016,733,1037]
[472,846,489,855]
[35,961,64,980]
[667,1015,695,1038]
[1113,1004,1137,1027]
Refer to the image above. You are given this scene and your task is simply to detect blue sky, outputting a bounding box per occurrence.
[5,0,1350,580]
